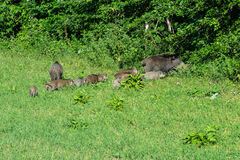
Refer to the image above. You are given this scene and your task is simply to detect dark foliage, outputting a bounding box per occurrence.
[0,0,239,80]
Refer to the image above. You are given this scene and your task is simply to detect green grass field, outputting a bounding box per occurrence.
[0,53,239,159]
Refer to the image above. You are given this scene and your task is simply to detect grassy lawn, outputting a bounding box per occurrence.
[0,53,239,159]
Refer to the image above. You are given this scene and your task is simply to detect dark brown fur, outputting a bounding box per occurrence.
[45,79,74,91]
[114,67,139,79]
[49,61,63,81]
[141,53,184,73]
[85,74,107,84]
[29,86,38,97]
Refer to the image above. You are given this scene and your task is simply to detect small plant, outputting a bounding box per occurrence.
[68,119,88,129]
[73,93,90,105]
[187,87,220,98]
[107,97,124,111]
[183,125,220,147]
[149,93,161,104]
[8,85,17,94]
[121,73,144,89]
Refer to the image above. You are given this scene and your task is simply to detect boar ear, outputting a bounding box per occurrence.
[170,54,180,60]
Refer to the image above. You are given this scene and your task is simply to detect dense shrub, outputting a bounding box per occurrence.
[0,0,239,80]
[76,24,161,68]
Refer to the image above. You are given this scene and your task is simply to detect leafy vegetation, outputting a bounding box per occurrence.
[183,126,220,147]
[0,0,240,158]
[121,73,144,89]
[68,119,89,129]
[0,54,239,159]
[73,92,90,105]
[107,97,124,111]
[0,0,239,80]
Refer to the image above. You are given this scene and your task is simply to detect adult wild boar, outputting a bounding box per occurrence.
[141,53,185,73]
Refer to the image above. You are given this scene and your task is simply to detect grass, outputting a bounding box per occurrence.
[0,52,240,159]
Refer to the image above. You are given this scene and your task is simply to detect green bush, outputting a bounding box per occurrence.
[107,97,124,111]
[68,119,89,129]
[121,73,144,89]
[76,24,159,68]
[73,93,90,105]
[4,28,74,57]
[183,126,220,148]
[185,32,240,81]
[0,0,239,80]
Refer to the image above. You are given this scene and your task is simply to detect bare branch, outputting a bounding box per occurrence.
[145,22,150,31]
[166,18,172,33]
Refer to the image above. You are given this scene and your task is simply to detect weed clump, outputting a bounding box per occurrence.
[183,125,220,147]
[107,97,124,111]
[187,87,221,98]
[73,93,90,105]
[121,73,144,89]
[68,119,88,129]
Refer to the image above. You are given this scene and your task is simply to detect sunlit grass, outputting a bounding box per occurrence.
[0,53,239,159]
